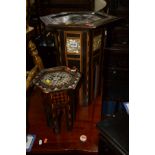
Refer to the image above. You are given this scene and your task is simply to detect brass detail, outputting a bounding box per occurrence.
[28,40,44,71]
[26,65,38,91]
[93,34,102,51]
[66,58,80,60]
[28,40,38,55]
[26,40,44,91]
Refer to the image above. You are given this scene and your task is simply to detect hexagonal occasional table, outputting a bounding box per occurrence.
[40,11,119,105]
[33,66,81,133]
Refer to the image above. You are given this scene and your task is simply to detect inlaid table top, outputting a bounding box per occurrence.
[40,11,118,29]
[33,66,81,93]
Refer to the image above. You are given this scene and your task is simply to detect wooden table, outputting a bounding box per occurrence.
[40,11,119,106]
[32,66,81,133]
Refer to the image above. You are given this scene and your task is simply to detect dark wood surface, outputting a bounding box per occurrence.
[40,12,120,106]
[27,87,102,154]
[102,0,129,103]
[97,111,129,155]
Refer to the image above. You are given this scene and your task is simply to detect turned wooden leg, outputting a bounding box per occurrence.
[52,106,60,134]
[65,104,73,131]
[42,93,52,127]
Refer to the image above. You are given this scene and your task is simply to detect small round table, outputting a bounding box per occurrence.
[33,66,81,133]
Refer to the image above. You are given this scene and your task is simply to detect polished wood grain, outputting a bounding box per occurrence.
[27,88,102,154]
